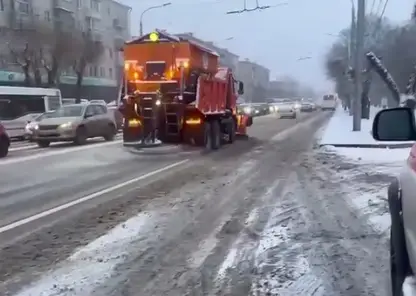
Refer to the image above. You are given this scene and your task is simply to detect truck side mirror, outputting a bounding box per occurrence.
[372,107,416,141]
[238,82,244,95]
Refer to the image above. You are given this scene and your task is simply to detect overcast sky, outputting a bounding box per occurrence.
[118,0,414,93]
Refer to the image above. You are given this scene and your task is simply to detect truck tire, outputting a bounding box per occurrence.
[203,122,212,150]
[227,119,236,144]
[210,120,221,150]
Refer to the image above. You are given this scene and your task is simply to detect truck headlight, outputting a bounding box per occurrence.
[243,107,251,114]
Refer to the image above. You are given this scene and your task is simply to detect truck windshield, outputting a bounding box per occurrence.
[49,105,84,117]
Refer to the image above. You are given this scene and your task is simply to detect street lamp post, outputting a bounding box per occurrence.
[139,2,172,37]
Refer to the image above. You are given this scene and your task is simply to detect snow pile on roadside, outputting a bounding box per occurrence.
[323,145,409,172]
[320,106,413,146]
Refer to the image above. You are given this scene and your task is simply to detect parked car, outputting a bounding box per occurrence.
[32,103,117,147]
[0,122,10,158]
[371,107,416,295]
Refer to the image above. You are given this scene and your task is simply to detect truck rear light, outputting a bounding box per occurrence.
[128,119,141,127]
[185,118,201,125]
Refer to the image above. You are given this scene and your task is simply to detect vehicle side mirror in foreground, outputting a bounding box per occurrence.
[372,107,416,141]
[238,82,244,95]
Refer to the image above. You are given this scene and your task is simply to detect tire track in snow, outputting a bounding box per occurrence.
[293,151,390,296]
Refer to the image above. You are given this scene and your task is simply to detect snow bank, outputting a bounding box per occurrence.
[320,106,413,146]
[324,145,410,167]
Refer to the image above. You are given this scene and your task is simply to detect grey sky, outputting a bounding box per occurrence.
[119,0,414,92]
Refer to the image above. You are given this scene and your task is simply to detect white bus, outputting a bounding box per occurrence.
[0,86,62,140]
[321,94,337,111]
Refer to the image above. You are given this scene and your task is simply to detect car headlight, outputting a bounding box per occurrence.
[155,99,161,106]
[243,107,251,114]
[59,122,72,129]
[269,106,274,112]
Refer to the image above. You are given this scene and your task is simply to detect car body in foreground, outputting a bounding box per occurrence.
[32,103,117,147]
[371,106,416,295]
[0,122,10,158]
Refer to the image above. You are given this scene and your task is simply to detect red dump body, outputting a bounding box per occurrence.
[195,68,238,115]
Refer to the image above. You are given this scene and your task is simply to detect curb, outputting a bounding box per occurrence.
[320,143,414,149]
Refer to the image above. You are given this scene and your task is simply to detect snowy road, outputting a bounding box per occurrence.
[0,111,392,296]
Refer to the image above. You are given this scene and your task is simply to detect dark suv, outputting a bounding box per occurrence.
[0,122,10,158]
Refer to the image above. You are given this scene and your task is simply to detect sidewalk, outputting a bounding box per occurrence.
[320,107,414,149]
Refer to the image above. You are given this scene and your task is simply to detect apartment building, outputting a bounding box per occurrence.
[0,0,131,100]
[175,32,239,73]
[236,59,270,103]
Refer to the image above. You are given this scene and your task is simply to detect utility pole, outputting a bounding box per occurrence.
[139,3,172,36]
[348,4,356,116]
[353,0,365,131]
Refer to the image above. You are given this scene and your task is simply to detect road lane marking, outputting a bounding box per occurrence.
[9,134,123,152]
[1,140,123,165]
[0,159,189,234]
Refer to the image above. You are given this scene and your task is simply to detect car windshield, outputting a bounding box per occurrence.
[48,105,84,118]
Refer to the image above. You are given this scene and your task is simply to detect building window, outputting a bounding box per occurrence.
[93,66,98,76]
[17,0,30,14]
[109,68,113,78]
[107,7,110,15]
[91,0,100,12]
[108,48,113,59]
[0,0,4,11]
[77,0,82,8]
[100,67,105,77]
[45,11,50,22]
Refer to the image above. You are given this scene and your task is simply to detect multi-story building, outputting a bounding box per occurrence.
[0,0,131,101]
[175,32,239,73]
[236,59,270,102]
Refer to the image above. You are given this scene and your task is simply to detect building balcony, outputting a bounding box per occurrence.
[83,7,101,20]
[113,18,126,29]
[53,0,74,13]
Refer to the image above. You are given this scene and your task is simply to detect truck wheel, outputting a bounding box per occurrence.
[203,122,212,150]
[227,119,236,144]
[210,120,221,150]
[388,179,412,296]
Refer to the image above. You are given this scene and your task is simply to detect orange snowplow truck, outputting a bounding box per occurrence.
[118,30,253,149]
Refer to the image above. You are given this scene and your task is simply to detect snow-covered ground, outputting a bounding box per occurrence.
[321,106,414,146]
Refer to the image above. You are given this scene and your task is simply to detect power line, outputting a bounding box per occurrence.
[370,0,376,15]
[379,0,388,19]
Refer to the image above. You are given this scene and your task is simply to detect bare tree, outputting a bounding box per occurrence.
[40,27,76,87]
[7,41,32,86]
[7,19,77,88]
[72,31,104,101]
